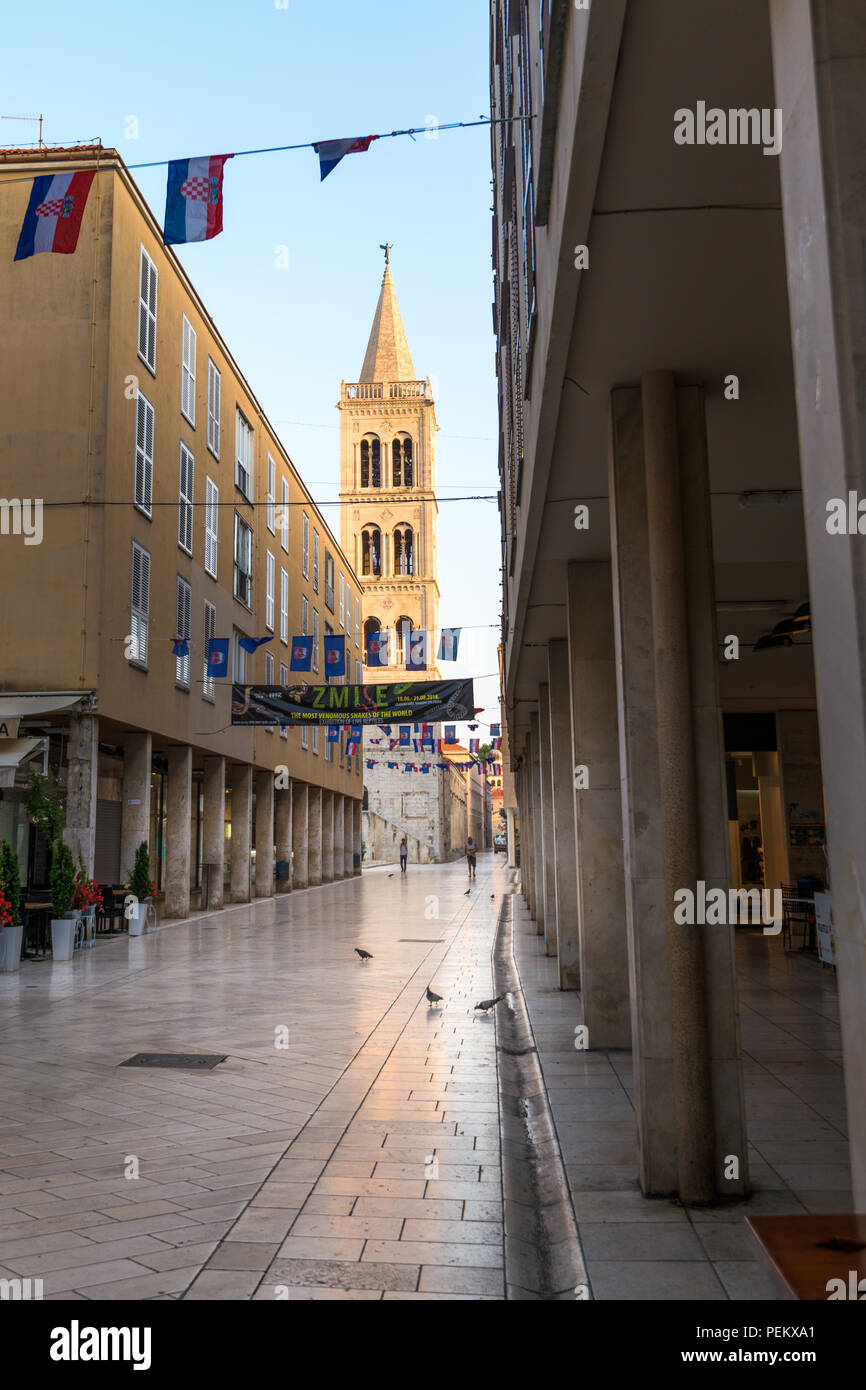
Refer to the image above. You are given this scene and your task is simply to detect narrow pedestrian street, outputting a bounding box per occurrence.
[0,856,515,1300]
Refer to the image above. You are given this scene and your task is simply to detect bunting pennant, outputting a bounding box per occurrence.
[346,726,362,756]
[493,736,502,750]
[444,725,456,743]
[327,726,340,743]
[366,630,389,668]
[15,170,96,261]
[314,135,379,181]
[407,630,428,671]
[172,637,190,658]
[207,638,229,677]
[324,634,346,676]
[398,727,411,747]
[239,635,273,654]
[164,154,233,245]
[469,739,480,754]
[490,723,501,737]
[290,635,314,671]
[438,627,461,662]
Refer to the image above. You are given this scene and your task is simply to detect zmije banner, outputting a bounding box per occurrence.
[230,679,475,727]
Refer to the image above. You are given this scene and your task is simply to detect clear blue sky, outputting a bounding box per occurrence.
[3,0,502,734]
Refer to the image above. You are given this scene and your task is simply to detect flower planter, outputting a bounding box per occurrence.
[127,899,150,936]
[1,924,24,973]
[50,918,77,961]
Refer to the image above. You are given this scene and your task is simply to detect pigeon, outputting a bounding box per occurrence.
[426,985,443,1006]
[490,894,495,899]
[389,873,394,878]
[474,995,504,1013]
[464,889,471,896]
[355,948,373,962]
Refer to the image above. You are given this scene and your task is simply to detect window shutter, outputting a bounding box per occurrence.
[204,477,218,577]
[175,577,191,687]
[266,552,275,630]
[182,316,196,424]
[131,542,151,665]
[281,477,289,551]
[135,394,154,516]
[281,568,289,643]
[207,360,221,457]
[267,455,276,532]
[203,600,216,699]
[178,444,194,553]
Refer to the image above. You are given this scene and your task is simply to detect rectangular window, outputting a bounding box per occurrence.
[279,662,288,738]
[134,392,154,518]
[302,514,309,578]
[324,551,334,611]
[181,315,196,425]
[267,454,276,533]
[204,476,219,578]
[233,513,253,607]
[339,573,345,628]
[280,568,289,643]
[178,442,194,554]
[266,551,275,631]
[264,652,275,730]
[175,576,191,688]
[301,724,309,750]
[355,597,360,646]
[235,409,253,499]
[130,541,151,667]
[312,608,320,673]
[313,531,320,592]
[203,600,216,700]
[232,630,247,683]
[302,595,309,636]
[207,359,221,458]
[312,725,319,755]
[138,246,157,372]
[280,477,289,551]
[355,659,362,684]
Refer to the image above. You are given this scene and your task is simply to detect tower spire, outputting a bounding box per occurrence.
[360,250,416,382]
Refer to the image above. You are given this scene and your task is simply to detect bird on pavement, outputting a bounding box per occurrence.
[355,948,373,962]
[426,985,443,1007]
[490,894,495,899]
[388,873,394,878]
[474,995,504,1013]
[464,889,471,896]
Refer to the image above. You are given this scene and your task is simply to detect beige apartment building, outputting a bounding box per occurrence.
[0,145,363,916]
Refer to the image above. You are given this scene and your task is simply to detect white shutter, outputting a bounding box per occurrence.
[302,514,309,577]
[313,609,319,672]
[181,316,196,424]
[355,597,360,645]
[207,359,221,457]
[135,394,154,516]
[302,595,309,636]
[178,443,194,554]
[281,477,289,551]
[313,532,319,590]
[280,568,289,643]
[204,477,218,577]
[203,600,216,699]
[339,574,345,627]
[138,248,157,371]
[279,663,289,737]
[267,455,276,533]
[175,576,191,687]
[130,542,151,666]
[266,551,275,631]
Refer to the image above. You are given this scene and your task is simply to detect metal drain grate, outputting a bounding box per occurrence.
[120,1053,227,1070]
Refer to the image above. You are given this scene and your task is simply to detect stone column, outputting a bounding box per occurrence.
[164,745,192,919]
[202,755,225,911]
[332,795,344,881]
[548,642,579,989]
[308,786,323,887]
[343,797,354,877]
[506,806,516,868]
[275,783,292,893]
[529,713,544,934]
[230,763,253,904]
[64,713,98,875]
[255,770,275,898]
[120,730,151,882]
[776,711,826,887]
[519,754,535,915]
[292,781,309,889]
[352,798,363,875]
[321,790,334,882]
[770,0,866,1205]
[566,562,630,1049]
[537,686,557,956]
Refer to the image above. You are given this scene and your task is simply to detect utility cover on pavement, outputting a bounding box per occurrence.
[120,1053,227,1070]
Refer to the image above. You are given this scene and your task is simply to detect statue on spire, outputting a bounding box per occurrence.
[379,242,393,266]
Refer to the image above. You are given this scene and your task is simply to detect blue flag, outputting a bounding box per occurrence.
[444,725,456,742]
[239,635,273,654]
[366,630,389,668]
[324,634,346,677]
[327,726,340,743]
[290,635,314,671]
[172,637,189,658]
[438,627,461,661]
[207,638,229,678]
[398,727,411,747]
[407,630,427,671]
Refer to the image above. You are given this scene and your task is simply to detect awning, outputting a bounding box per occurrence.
[0,738,43,788]
[0,693,87,719]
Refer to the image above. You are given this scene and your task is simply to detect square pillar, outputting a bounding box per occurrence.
[352,798,362,875]
[292,781,310,889]
[307,786,322,887]
[165,745,192,919]
[230,763,253,904]
[519,753,535,915]
[321,790,334,882]
[64,713,98,876]
[343,797,354,877]
[121,730,152,882]
[202,755,225,911]
[548,642,579,989]
[538,685,557,956]
[333,795,345,881]
[275,783,292,893]
[255,770,275,898]
[529,714,544,933]
[566,561,631,1049]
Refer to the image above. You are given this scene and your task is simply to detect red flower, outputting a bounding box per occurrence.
[0,890,12,928]
[73,872,104,910]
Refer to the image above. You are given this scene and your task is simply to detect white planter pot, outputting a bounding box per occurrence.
[127,902,147,936]
[51,918,76,961]
[1,924,24,973]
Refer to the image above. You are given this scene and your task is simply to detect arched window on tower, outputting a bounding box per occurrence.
[361,527,382,578]
[396,616,413,667]
[393,434,413,487]
[360,435,381,489]
[393,526,414,576]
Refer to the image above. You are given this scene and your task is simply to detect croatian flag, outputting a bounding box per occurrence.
[438,627,461,661]
[490,723,501,738]
[15,171,96,261]
[327,726,340,743]
[346,726,362,756]
[313,135,379,181]
[470,738,480,754]
[207,638,229,677]
[444,725,456,743]
[366,630,389,668]
[290,636,314,671]
[164,155,233,245]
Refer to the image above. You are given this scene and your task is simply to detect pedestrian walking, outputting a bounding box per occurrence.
[399,836,408,874]
[465,835,477,881]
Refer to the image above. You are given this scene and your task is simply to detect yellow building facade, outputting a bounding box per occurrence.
[0,145,363,916]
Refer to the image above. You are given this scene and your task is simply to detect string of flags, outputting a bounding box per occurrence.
[173,631,467,676]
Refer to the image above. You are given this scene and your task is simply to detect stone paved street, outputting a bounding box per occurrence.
[0,857,509,1300]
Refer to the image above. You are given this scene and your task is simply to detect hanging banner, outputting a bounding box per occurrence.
[230,679,475,727]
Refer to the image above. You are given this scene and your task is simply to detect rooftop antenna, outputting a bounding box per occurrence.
[1,113,44,147]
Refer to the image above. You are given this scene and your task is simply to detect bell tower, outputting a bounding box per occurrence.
[338,248,440,679]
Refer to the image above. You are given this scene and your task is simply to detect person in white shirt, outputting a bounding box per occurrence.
[465,836,477,881]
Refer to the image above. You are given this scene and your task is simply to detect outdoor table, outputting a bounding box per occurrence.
[746,1213,866,1300]
[22,901,52,958]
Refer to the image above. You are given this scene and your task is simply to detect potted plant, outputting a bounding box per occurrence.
[25,770,64,845]
[49,841,78,960]
[125,841,152,936]
[73,860,103,949]
[0,839,23,973]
